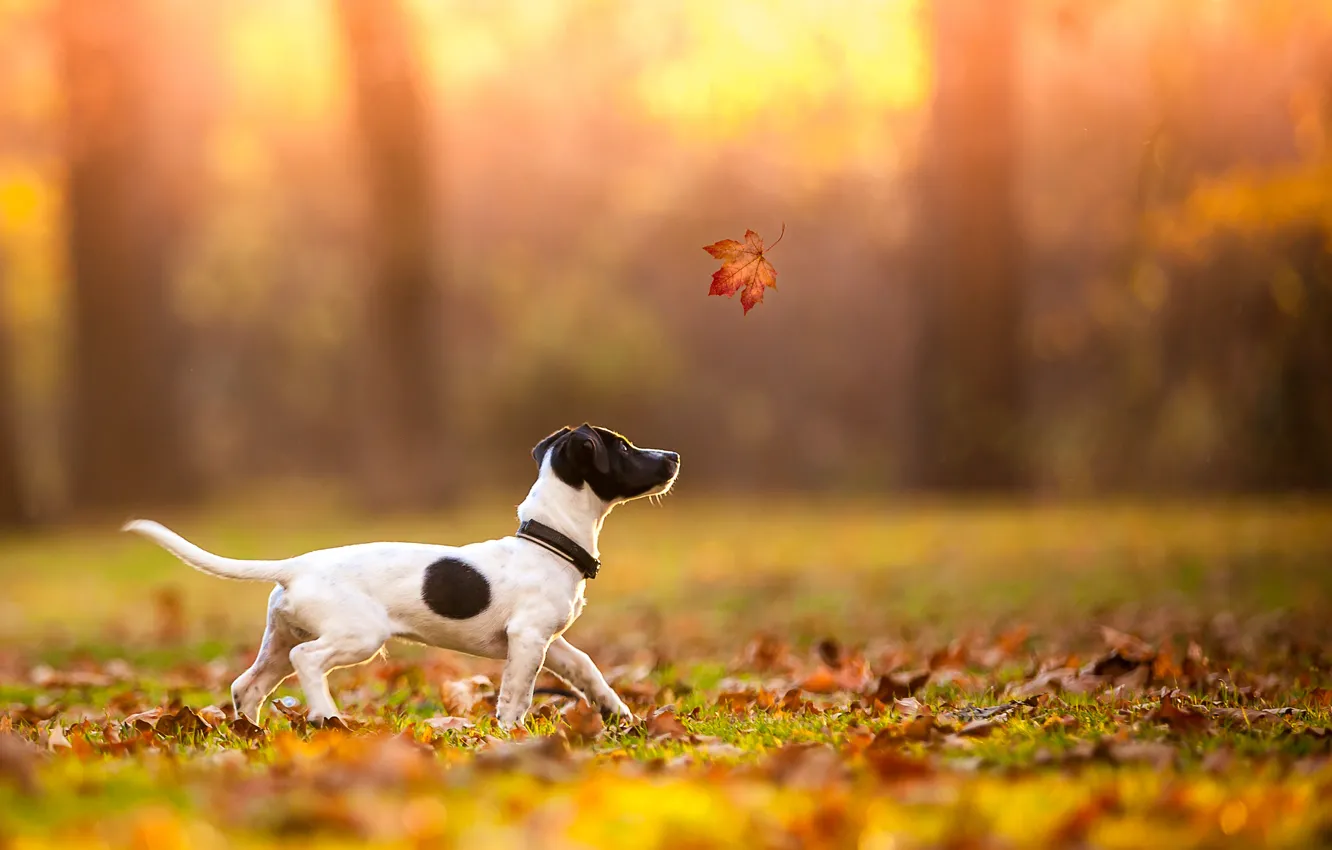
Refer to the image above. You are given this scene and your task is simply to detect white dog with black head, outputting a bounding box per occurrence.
[123,424,679,730]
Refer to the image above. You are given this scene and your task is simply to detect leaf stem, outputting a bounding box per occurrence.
[766,222,786,253]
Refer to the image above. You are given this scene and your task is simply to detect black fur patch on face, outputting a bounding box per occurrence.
[422,557,491,620]
[534,423,679,502]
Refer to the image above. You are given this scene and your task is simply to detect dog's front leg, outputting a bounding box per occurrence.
[544,637,633,721]
[496,626,552,730]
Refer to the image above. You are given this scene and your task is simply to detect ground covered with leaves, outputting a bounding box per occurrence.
[2,499,1331,848]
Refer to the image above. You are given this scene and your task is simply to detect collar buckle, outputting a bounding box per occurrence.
[516,519,600,580]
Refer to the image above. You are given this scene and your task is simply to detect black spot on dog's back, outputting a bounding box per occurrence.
[422,558,490,620]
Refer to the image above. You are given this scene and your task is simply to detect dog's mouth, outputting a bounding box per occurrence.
[647,479,674,505]
[645,459,679,505]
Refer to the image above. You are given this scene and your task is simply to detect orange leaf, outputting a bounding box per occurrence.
[560,702,604,744]
[799,666,841,695]
[703,226,782,315]
[645,708,690,740]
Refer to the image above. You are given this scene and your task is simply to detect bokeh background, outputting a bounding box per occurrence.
[0,0,1330,528]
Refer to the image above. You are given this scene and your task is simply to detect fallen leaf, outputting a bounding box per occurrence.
[1099,626,1157,661]
[43,722,71,753]
[1306,688,1332,708]
[124,708,166,730]
[893,697,928,717]
[227,717,265,742]
[560,702,604,744]
[871,670,930,704]
[1087,650,1149,679]
[703,226,782,315]
[1152,647,1183,681]
[799,666,842,695]
[197,706,227,729]
[1148,691,1213,734]
[157,706,209,739]
[645,708,690,740]
[423,716,474,733]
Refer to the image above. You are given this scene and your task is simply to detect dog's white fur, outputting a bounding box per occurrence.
[123,445,677,729]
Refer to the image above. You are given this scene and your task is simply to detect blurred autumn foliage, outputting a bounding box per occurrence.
[0,0,1330,522]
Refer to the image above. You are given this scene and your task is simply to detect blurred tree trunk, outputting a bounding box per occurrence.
[55,0,197,512]
[334,0,450,508]
[909,0,1027,492]
[0,306,26,528]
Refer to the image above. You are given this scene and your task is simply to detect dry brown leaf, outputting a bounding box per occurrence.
[1152,647,1183,681]
[560,701,604,744]
[124,707,166,730]
[1099,626,1157,661]
[226,717,266,742]
[423,716,474,733]
[893,697,928,717]
[719,690,762,713]
[1148,692,1213,734]
[157,706,209,738]
[778,689,810,713]
[1306,688,1332,708]
[645,708,691,740]
[197,706,227,729]
[870,670,930,704]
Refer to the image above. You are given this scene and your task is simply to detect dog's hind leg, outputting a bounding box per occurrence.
[543,637,633,720]
[230,587,299,723]
[287,632,386,725]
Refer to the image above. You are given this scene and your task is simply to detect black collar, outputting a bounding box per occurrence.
[516,519,600,580]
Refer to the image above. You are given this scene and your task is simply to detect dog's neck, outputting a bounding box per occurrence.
[516,464,611,561]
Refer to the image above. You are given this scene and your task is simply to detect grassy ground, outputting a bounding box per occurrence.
[2,497,1331,848]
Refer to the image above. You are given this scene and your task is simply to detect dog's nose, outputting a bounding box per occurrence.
[664,452,680,471]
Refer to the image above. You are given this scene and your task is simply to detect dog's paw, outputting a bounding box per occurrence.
[308,714,348,730]
[600,703,637,726]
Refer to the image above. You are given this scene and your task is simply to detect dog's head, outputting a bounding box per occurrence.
[531,424,679,503]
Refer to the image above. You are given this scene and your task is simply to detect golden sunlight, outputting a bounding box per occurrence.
[634,0,929,138]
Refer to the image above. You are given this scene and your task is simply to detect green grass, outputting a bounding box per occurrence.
[2,498,1331,848]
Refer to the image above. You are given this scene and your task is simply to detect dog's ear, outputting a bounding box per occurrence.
[531,426,573,466]
[571,423,610,475]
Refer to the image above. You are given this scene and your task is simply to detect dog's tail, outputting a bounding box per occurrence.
[122,520,293,584]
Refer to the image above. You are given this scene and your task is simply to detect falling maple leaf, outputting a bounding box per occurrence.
[703,225,783,314]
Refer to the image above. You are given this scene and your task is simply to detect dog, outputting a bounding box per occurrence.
[123,424,679,729]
